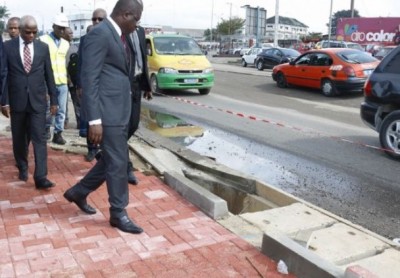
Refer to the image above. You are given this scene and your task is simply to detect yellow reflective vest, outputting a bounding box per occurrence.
[40,34,69,85]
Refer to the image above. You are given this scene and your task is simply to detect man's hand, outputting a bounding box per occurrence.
[50,105,58,116]
[144,91,152,100]
[88,124,103,145]
[1,106,10,118]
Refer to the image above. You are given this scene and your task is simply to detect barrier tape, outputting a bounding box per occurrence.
[153,92,395,155]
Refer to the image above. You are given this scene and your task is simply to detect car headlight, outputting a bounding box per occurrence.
[159,68,178,74]
[203,67,214,74]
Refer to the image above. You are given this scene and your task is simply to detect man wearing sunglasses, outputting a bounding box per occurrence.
[0,16,58,190]
[40,13,70,145]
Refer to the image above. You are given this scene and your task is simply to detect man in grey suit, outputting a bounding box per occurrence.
[1,16,58,189]
[63,0,144,234]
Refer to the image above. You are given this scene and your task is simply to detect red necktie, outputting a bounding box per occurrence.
[121,35,130,63]
[23,42,32,73]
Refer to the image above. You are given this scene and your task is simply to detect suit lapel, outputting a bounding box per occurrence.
[13,39,25,72]
[30,40,39,70]
[104,19,129,72]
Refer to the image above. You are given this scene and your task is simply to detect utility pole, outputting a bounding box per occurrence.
[227,2,233,50]
[350,0,355,17]
[328,0,333,43]
[210,0,214,42]
[273,0,279,47]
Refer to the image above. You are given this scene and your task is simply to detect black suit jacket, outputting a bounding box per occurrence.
[1,38,57,112]
[127,27,151,92]
[81,18,131,127]
[0,37,7,98]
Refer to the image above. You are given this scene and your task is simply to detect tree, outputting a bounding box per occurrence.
[328,9,360,35]
[0,5,10,34]
[216,17,245,36]
[203,28,218,41]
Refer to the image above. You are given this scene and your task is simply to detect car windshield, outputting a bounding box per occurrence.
[281,48,300,56]
[346,43,363,51]
[336,50,377,64]
[154,37,203,55]
[376,47,394,57]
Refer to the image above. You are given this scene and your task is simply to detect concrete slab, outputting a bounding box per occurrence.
[308,223,390,265]
[240,203,337,240]
[164,171,229,219]
[132,144,188,175]
[344,249,400,278]
[261,230,344,278]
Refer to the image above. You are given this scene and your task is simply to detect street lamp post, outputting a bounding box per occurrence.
[210,0,214,42]
[328,0,333,43]
[274,0,279,47]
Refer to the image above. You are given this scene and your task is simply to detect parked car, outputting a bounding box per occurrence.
[241,47,262,67]
[373,45,396,60]
[146,34,214,95]
[255,47,301,70]
[315,40,363,51]
[272,48,379,97]
[360,45,400,159]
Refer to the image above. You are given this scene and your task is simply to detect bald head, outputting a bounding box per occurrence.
[92,8,107,25]
[19,15,38,43]
[111,0,143,34]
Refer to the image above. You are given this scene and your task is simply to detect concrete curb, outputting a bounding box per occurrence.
[261,231,345,278]
[164,171,229,219]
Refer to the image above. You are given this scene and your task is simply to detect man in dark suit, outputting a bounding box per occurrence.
[0,16,58,189]
[63,0,144,234]
[126,26,152,185]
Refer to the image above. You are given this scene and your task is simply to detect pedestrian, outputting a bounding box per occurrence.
[77,8,107,162]
[126,25,152,185]
[64,27,80,129]
[63,0,144,234]
[0,15,58,189]
[7,17,20,40]
[40,13,70,145]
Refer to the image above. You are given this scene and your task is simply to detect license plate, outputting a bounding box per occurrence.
[184,79,198,84]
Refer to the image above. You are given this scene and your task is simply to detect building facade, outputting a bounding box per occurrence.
[68,13,92,39]
[265,16,308,42]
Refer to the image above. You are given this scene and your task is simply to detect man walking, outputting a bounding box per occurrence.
[1,16,58,189]
[7,17,20,40]
[64,0,144,234]
[40,13,70,145]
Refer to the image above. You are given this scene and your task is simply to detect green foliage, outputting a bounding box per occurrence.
[203,28,219,41]
[0,5,10,34]
[216,17,246,36]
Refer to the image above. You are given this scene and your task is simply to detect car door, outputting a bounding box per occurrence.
[285,53,313,86]
[265,49,282,68]
[244,48,259,65]
[305,53,333,89]
[260,48,274,68]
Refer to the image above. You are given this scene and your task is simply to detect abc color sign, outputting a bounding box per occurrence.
[350,30,396,42]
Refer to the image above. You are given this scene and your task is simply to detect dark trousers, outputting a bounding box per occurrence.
[73,125,129,217]
[127,84,142,171]
[68,86,81,129]
[11,101,48,181]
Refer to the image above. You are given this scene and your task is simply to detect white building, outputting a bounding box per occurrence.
[68,13,92,39]
[265,16,308,41]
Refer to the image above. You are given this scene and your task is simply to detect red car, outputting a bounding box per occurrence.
[272,48,380,96]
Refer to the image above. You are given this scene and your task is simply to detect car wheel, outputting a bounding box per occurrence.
[199,88,211,95]
[241,59,247,67]
[379,111,400,160]
[321,79,337,97]
[256,60,264,71]
[150,74,161,94]
[276,72,287,88]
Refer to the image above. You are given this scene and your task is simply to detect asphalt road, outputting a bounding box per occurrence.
[142,63,400,240]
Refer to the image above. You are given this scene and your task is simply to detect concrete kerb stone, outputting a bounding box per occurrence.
[261,230,345,278]
[164,171,229,219]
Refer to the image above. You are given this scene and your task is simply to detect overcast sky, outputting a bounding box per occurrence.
[5,0,400,34]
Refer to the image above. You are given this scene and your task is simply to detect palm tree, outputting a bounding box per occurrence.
[0,5,10,34]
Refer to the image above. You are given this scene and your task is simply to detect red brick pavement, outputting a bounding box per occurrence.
[0,135,295,277]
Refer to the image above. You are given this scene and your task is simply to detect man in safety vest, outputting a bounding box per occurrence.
[40,13,70,145]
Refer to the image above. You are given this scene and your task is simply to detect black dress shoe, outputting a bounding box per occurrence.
[63,188,96,214]
[35,178,55,190]
[128,171,139,185]
[85,150,97,162]
[18,169,28,181]
[110,215,143,234]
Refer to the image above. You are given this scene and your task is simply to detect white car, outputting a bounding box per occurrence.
[241,47,262,67]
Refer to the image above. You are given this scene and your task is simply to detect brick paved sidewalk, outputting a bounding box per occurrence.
[0,135,294,277]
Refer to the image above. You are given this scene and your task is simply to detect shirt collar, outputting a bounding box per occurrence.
[108,16,122,37]
[19,36,31,45]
